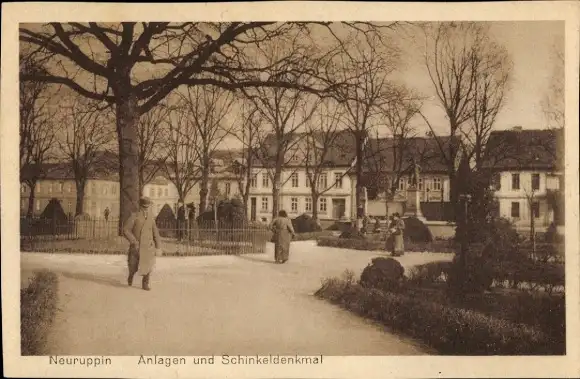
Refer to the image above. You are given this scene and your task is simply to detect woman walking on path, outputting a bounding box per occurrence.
[270,210,296,264]
[388,213,406,257]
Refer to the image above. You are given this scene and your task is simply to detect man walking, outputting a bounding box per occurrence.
[123,197,162,291]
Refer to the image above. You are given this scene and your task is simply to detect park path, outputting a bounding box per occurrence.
[21,242,452,356]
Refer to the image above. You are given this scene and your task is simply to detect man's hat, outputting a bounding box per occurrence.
[139,197,153,208]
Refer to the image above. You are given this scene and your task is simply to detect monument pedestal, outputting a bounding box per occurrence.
[404,187,426,221]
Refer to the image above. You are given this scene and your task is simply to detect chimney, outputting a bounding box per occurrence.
[512,126,523,131]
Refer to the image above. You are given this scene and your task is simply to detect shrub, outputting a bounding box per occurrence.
[292,230,334,241]
[315,277,562,355]
[360,257,405,292]
[197,199,248,231]
[339,225,366,240]
[317,236,455,253]
[292,213,322,233]
[40,198,69,222]
[402,216,433,243]
[21,270,59,355]
[407,261,452,285]
[156,204,178,238]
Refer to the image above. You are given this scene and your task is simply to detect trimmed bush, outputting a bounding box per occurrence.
[317,236,455,253]
[407,261,451,285]
[292,230,335,241]
[360,257,405,292]
[339,225,366,240]
[292,213,322,234]
[21,270,59,355]
[402,216,433,243]
[315,276,563,355]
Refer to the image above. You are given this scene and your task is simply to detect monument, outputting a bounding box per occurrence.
[403,158,426,221]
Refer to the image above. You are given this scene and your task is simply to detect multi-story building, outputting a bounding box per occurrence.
[20,161,180,219]
[246,130,357,223]
[484,127,563,230]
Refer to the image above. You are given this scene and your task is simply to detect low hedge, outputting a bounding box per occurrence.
[317,236,454,253]
[407,260,564,291]
[292,230,335,241]
[21,270,59,355]
[315,275,563,355]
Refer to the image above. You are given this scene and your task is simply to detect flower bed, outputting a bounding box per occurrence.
[21,270,59,355]
[315,274,564,355]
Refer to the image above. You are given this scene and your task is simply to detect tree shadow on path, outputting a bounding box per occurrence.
[234,254,277,265]
[59,271,129,289]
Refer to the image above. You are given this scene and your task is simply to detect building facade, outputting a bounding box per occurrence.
[485,127,563,230]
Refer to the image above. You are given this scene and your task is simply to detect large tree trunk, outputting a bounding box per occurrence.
[199,167,210,214]
[311,192,319,221]
[26,180,37,218]
[272,170,282,219]
[116,95,141,235]
[75,179,86,216]
[355,132,365,219]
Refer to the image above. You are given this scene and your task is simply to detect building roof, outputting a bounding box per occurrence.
[364,135,459,175]
[21,151,119,181]
[483,128,562,171]
[254,129,359,168]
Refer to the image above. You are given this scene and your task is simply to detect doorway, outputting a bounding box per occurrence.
[332,198,346,219]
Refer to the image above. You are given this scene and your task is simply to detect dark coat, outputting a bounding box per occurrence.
[270,217,295,262]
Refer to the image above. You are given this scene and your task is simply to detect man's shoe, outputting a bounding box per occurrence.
[128,274,134,286]
[142,275,151,291]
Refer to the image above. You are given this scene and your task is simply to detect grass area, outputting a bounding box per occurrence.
[317,236,455,253]
[315,272,564,355]
[21,235,269,256]
[21,270,59,355]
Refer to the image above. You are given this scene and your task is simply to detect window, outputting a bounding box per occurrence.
[164,188,168,197]
[103,185,108,195]
[91,182,96,195]
[511,174,520,190]
[67,183,73,193]
[492,173,501,190]
[48,183,52,194]
[290,173,299,188]
[418,178,423,191]
[291,197,298,213]
[262,173,269,188]
[35,200,40,211]
[398,179,406,191]
[319,197,327,213]
[149,187,154,197]
[432,177,442,191]
[58,183,63,192]
[305,174,311,188]
[531,202,540,218]
[157,188,162,197]
[531,173,540,191]
[305,197,312,212]
[511,202,520,218]
[318,173,327,189]
[334,172,343,189]
[225,182,231,196]
[250,174,258,188]
[261,197,269,212]
[35,184,40,193]
[21,183,26,193]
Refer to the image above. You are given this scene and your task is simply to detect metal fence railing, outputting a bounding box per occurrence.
[20,217,272,256]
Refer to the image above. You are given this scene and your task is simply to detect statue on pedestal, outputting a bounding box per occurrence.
[408,158,422,188]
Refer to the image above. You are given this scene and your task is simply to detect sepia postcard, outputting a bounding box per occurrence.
[2,1,579,378]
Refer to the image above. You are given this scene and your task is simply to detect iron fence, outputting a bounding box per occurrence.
[20,217,272,256]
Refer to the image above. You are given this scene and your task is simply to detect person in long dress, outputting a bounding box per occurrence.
[390,212,405,256]
[270,210,296,264]
[123,197,162,291]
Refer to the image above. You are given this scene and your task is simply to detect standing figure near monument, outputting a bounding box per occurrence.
[270,210,296,264]
[389,212,405,257]
[123,197,162,291]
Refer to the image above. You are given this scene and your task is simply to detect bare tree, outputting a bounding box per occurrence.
[20,22,388,232]
[334,32,401,219]
[163,103,200,206]
[138,103,170,190]
[19,55,59,217]
[229,99,263,214]
[423,22,511,201]
[542,42,565,130]
[377,89,422,210]
[58,96,115,215]
[302,99,349,220]
[180,85,234,213]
